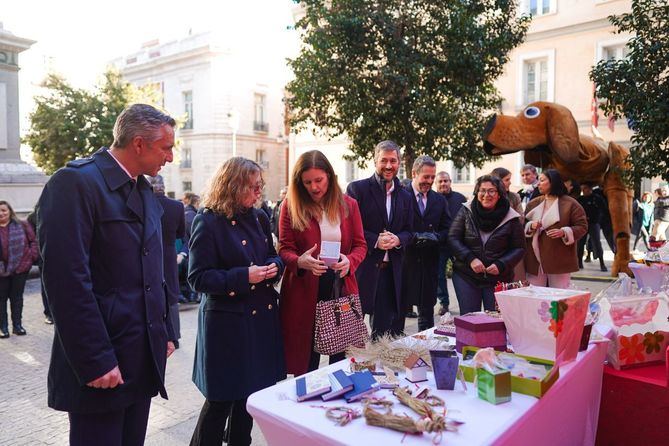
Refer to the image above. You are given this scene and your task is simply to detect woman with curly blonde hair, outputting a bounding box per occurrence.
[189,157,286,445]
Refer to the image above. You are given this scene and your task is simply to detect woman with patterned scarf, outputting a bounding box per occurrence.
[0,200,38,338]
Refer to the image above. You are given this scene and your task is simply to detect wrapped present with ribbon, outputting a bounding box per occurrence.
[471,348,511,405]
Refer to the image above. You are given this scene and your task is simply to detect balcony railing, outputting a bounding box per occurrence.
[253,121,269,132]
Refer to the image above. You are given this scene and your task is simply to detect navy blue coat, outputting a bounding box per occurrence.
[346,175,413,315]
[155,194,186,305]
[402,188,451,307]
[37,148,173,413]
[189,208,286,401]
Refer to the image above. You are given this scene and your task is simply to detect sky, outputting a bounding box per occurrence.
[3,0,298,144]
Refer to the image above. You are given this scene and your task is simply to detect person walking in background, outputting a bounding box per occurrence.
[271,187,287,239]
[346,140,413,339]
[524,169,588,289]
[402,156,450,331]
[633,192,654,251]
[26,208,52,325]
[278,150,366,375]
[448,175,525,314]
[652,185,669,241]
[181,192,201,304]
[577,183,608,272]
[149,175,187,349]
[435,171,466,315]
[188,157,285,446]
[37,104,177,445]
[0,200,38,338]
[491,167,526,281]
[518,164,540,207]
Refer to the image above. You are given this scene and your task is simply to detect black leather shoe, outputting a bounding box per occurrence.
[12,325,27,335]
[0,329,9,339]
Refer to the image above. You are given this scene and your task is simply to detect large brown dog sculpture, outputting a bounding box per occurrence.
[482,101,633,276]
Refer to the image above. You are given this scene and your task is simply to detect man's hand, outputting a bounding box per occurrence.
[167,341,176,358]
[176,253,186,265]
[87,366,124,389]
[377,231,400,250]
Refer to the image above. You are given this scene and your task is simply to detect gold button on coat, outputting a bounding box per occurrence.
[252,310,257,315]
[228,291,236,297]
[231,220,237,225]
[242,240,247,246]
[251,285,256,290]
[267,304,273,310]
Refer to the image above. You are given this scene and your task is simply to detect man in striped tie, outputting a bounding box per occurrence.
[401,156,452,331]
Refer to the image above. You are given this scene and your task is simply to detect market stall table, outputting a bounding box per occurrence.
[247,326,610,446]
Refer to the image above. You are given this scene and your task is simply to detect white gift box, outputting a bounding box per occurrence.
[495,286,590,363]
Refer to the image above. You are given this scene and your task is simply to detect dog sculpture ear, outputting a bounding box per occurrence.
[546,104,580,164]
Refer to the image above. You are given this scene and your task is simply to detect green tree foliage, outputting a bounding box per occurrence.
[25,68,161,174]
[590,0,669,182]
[287,0,530,172]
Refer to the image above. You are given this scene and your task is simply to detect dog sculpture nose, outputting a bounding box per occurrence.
[482,114,497,140]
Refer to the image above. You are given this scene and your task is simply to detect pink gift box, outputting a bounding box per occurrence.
[454,314,506,353]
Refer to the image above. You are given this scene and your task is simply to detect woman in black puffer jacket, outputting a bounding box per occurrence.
[448,175,525,314]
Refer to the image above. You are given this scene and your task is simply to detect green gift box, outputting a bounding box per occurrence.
[460,346,559,398]
[476,367,511,405]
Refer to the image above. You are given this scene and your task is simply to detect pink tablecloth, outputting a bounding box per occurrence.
[248,327,609,446]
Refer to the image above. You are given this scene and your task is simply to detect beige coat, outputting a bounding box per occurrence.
[524,195,588,275]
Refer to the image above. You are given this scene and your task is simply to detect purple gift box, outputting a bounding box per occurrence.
[454,314,506,353]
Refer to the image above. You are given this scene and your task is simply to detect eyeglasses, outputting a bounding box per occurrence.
[478,188,498,197]
[249,181,265,194]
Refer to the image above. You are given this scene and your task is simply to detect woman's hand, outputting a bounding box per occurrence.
[485,264,500,275]
[545,228,565,239]
[331,254,350,278]
[249,264,278,284]
[531,221,542,231]
[297,244,328,276]
[470,258,485,274]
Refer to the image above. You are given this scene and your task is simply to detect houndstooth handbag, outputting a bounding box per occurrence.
[314,274,369,355]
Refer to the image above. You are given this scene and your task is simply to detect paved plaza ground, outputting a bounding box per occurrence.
[0,256,617,445]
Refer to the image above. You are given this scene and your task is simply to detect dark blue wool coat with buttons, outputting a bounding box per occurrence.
[188,207,286,401]
[37,148,174,413]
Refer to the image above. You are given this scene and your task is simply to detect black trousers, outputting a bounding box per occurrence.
[190,399,252,446]
[369,265,405,339]
[68,398,151,446]
[578,223,605,267]
[0,272,29,329]
[417,298,435,332]
[38,265,51,318]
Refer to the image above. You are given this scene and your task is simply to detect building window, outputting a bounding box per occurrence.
[255,149,268,169]
[599,43,630,62]
[516,50,555,107]
[453,166,473,184]
[524,59,548,104]
[253,94,268,132]
[345,160,357,183]
[519,0,554,17]
[180,147,192,168]
[182,181,192,192]
[183,90,193,130]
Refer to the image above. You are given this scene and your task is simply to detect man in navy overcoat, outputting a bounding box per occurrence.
[346,140,413,338]
[149,174,187,348]
[402,156,451,331]
[37,104,177,446]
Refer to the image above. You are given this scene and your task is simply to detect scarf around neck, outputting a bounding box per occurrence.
[472,197,510,232]
[0,221,27,276]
